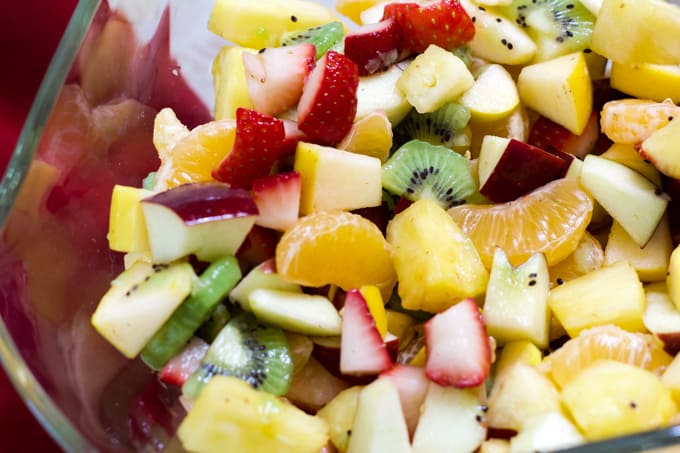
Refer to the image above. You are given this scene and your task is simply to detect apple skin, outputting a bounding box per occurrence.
[480,139,570,203]
[141,182,258,263]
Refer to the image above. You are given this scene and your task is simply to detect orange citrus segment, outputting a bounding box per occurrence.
[335,0,383,24]
[549,231,604,287]
[154,119,236,190]
[540,324,672,388]
[448,178,593,268]
[153,107,190,160]
[276,211,396,294]
[600,99,680,145]
[337,110,393,163]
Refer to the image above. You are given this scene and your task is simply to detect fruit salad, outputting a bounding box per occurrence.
[88,0,680,451]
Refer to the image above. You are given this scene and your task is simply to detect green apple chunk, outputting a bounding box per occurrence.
[484,248,550,349]
[580,154,668,247]
[640,118,680,180]
[91,261,195,358]
[229,258,302,311]
[460,64,520,122]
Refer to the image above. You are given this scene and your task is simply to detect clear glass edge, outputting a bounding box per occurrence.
[0,0,101,451]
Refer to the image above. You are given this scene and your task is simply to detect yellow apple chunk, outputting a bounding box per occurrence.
[599,142,661,186]
[461,64,520,122]
[517,52,592,135]
[640,118,680,180]
[107,185,153,253]
[611,63,680,103]
[212,46,255,120]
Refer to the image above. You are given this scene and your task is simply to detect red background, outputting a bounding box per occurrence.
[0,1,77,451]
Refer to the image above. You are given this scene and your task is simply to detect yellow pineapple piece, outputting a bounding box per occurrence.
[386,199,488,312]
[107,185,152,253]
[317,386,363,452]
[562,360,678,440]
[548,261,646,337]
[611,63,680,103]
[494,341,543,380]
[410,346,427,367]
[178,376,329,453]
[386,310,416,348]
[360,285,387,338]
[335,0,383,24]
[213,46,255,120]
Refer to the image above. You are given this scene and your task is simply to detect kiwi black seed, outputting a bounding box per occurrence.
[392,103,472,154]
[382,139,480,209]
[500,0,595,61]
[279,21,345,60]
[182,312,293,399]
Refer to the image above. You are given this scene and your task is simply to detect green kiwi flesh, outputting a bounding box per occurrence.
[182,312,293,399]
[382,139,479,208]
[196,303,231,343]
[392,103,472,153]
[279,22,345,59]
[500,0,595,61]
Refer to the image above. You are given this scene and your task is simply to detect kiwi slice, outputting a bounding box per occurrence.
[182,312,293,399]
[141,256,242,370]
[392,103,472,153]
[196,303,231,343]
[279,21,345,59]
[382,139,479,208]
[500,0,595,61]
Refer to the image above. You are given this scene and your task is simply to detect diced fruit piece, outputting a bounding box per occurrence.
[645,283,680,357]
[382,0,475,53]
[338,110,393,163]
[459,0,536,65]
[600,99,680,145]
[177,376,329,453]
[509,412,585,453]
[494,340,542,379]
[212,108,287,189]
[276,211,397,294]
[159,337,209,387]
[344,19,402,76]
[152,107,190,159]
[590,0,680,64]
[385,310,417,349]
[599,142,661,185]
[478,137,570,203]
[448,177,593,268]
[460,64,519,121]
[548,231,603,286]
[229,258,302,311]
[294,142,382,214]
[141,183,258,263]
[425,298,492,387]
[380,364,429,437]
[340,289,393,375]
[208,0,343,49]
[484,248,550,348]
[411,383,486,453]
[243,44,316,116]
[285,357,349,412]
[317,386,363,452]
[486,364,562,431]
[107,185,152,253]
[669,245,680,312]
[562,360,677,440]
[517,52,592,135]
[235,225,280,270]
[251,171,301,231]
[397,45,474,114]
[91,261,194,358]
[480,439,511,453]
[611,63,680,104]
[392,102,472,153]
[279,22,346,60]
[640,118,680,180]
[387,200,488,312]
[285,332,314,375]
[469,105,529,157]
[356,64,412,124]
[212,46,255,120]
[580,154,668,247]
[540,325,671,388]
[605,216,671,282]
[360,285,387,337]
[141,256,242,370]
[297,51,359,146]
[346,378,411,453]
[338,0,384,23]
[527,112,599,159]
[249,289,342,336]
[548,261,646,337]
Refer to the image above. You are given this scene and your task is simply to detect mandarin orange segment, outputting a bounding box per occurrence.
[600,99,680,145]
[540,324,672,389]
[448,178,593,268]
[153,107,190,160]
[337,110,393,163]
[549,231,604,287]
[276,211,396,295]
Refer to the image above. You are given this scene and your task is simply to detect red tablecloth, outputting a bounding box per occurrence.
[0,1,77,451]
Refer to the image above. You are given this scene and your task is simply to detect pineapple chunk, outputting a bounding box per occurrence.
[396,44,474,114]
[317,386,363,452]
[212,46,255,120]
[178,376,329,453]
[548,261,646,337]
[562,360,678,440]
[494,340,543,380]
[386,199,489,312]
[107,185,152,253]
[360,285,387,338]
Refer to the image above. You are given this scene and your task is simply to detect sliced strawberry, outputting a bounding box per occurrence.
[344,18,403,76]
[297,50,359,146]
[424,298,491,388]
[212,108,286,188]
[243,44,316,116]
[382,0,475,54]
[158,337,209,387]
[380,364,429,437]
[251,171,301,231]
[340,289,393,376]
[528,112,599,159]
[281,119,307,156]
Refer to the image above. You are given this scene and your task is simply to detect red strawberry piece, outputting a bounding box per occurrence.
[424,298,491,388]
[297,50,359,146]
[340,289,393,376]
[382,0,475,54]
[380,364,429,436]
[158,337,209,387]
[212,108,287,188]
[251,171,301,231]
[528,112,599,159]
[243,44,316,116]
[344,18,403,76]
[281,119,307,156]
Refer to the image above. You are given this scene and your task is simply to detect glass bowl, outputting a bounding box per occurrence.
[2,0,680,451]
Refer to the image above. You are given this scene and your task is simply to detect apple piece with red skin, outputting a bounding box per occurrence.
[235,225,279,272]
[380,364,429,438]
[141,182,258,263]
[528,112,600,159]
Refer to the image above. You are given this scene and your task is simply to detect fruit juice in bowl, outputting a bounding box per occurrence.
[4,0,680,451]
